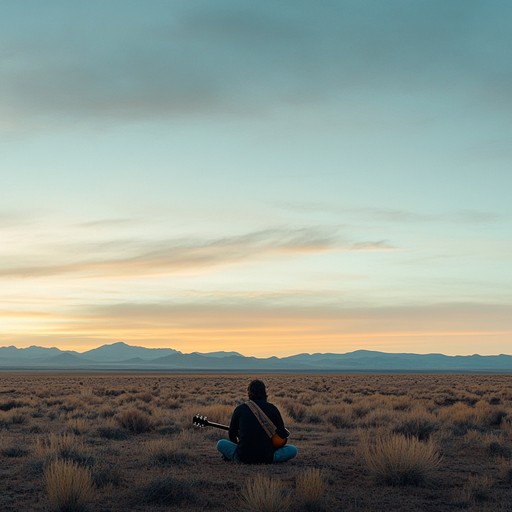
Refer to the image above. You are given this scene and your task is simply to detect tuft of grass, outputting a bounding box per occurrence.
[392,411,439,441]
[488,440,511,458]
[35,433,95,467]
[325,404,353,429]
[0,409,28,427]
[2,444,29,457]
[502,418,512,441]
[116,409,153,433]
[44,459,93,512]
[240,473,290,512]
[145,437,191,466]
[96,426,128,440]
[0,400,25,411]
[498,458,512,483]
[438,402,479,435]
[282,401,306,423]
[66,418,89,436]
[456,474,493,505]
[359,432,442,486]
[474,401,507,427]
[91,464,123,489]
[296,468,327,511]
[138,475,195,505]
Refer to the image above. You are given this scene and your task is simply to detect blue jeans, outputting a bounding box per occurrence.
[216,439,298,463]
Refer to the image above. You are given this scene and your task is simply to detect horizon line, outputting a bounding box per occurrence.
[2,341,511,359]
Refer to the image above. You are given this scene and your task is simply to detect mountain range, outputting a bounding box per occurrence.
[1,342,511,372]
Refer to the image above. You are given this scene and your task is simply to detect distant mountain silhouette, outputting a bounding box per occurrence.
[0,342,511,371]
[82,341,180,362]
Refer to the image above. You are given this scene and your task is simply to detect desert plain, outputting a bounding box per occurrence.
[1,372,512,511]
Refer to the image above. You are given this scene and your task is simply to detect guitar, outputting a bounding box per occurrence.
[192,414,289,449]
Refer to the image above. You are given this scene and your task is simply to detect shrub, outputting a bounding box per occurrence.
[92,464,123,488]
[331,435,350,447]
[475,401,507,427]
[393,411,439,440]
[138,475,194,505]
[284,402,306,422]
[145,438,190,465]
[0,409,28,427]
[9,411,28,425]
[488,441,511,458]
[327,412,352,429]
[498,458,512,483]
[66,419,89,435]
[96,426,128,440]
[35,433,95,468]
[456,474,493,505]
[352,405,371,419]
[44,459,93,512]
[116,409,153,433]
[359,432,442,486]
[502,418,512,441]
[296,468,326,511]
[137,392,153,403]
[0,400,24,411]
[438,402,478,434]
[1,444,29,457]
[391,397,412,412]
[240,473,290,512]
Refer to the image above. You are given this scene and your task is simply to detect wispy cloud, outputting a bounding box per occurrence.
[76,218,137,229]
[276,202,503,225]
[0,226,393,279]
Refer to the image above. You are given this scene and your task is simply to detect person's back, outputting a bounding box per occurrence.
[216,379,297,464]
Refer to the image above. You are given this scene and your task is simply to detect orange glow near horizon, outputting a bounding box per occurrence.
[4,322,512,357]
[2,298,511,357]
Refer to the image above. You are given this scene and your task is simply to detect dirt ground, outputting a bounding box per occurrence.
[1,372,512,511]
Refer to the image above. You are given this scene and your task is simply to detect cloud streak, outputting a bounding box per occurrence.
[0,227,395,279]
[276,202,504,226]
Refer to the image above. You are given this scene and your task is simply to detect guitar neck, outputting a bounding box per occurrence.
[205,420,229,431]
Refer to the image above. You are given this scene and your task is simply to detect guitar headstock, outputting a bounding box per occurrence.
[192,414,209,428]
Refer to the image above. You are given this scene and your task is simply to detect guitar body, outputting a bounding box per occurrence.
[193,415,290,449]
[271,433,287,449]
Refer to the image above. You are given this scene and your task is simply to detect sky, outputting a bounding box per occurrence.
[1,0,511,357]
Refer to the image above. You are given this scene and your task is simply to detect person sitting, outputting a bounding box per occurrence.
[216,379,298,464]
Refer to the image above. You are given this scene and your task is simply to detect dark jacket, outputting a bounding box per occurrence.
[228,399,288,464]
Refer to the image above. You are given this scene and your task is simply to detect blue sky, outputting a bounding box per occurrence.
[1,1,511,356]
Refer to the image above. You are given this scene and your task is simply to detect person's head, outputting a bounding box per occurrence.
[247,379,267,400]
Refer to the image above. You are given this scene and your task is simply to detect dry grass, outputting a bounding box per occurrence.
[392,409,439,440]
[454,474,494,506]
[502,418,512,441]
[34,433,93,466]
[35,433,80,455]
[116,409,153,433]
[1,373,512,511]
[296,468,326,511]
[144,432,192,465]
[498,457,512,483]
[136,475,195,506]
[44,459,93,512]
[66,418,89,435]
[359,431,442,486]
[240,473,290,512]
[0,433,30,458]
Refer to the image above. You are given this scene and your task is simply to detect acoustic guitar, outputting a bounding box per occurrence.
[192,414,289,449]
